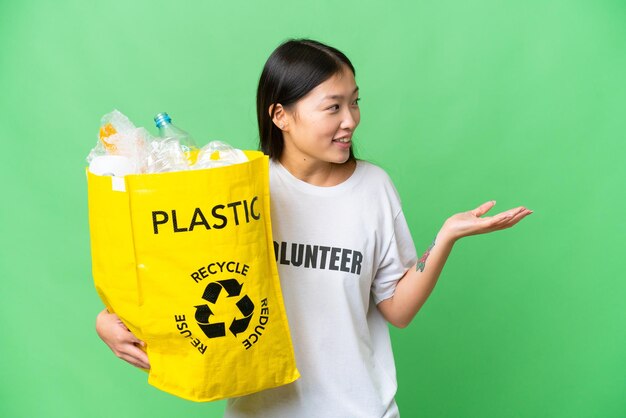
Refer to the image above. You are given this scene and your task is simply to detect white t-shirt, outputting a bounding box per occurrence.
[225,160,417,418]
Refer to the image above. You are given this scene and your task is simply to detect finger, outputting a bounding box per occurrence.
[505,208,533,227]
[486,207,526,229]
[119,351,151,370]
[111,323,145,346]
[494,209,533,230]
[488,215,514,230]
[118,345,151,369]
[114,317,132,332]
[471,200,496,217]
[125,331,146,347]
[493,206,527,221]
[506,207,530,221]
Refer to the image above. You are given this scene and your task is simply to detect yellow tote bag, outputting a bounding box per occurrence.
[87,151,299,401]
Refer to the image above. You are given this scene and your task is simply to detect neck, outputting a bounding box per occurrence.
[278,155,356,187]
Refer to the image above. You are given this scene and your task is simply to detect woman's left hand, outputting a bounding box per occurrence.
[440,201,532,242]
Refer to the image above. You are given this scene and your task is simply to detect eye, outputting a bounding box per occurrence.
[327,104,340,111]
[352,97,361,106]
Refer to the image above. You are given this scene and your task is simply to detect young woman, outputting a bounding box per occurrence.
[96,39,532,417]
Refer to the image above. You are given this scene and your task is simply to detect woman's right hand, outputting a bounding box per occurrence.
[96,308,150,369]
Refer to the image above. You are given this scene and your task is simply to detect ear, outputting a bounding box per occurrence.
[269,104,288,131]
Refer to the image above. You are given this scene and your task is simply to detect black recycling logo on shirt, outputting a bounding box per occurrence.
[194,279,255,339]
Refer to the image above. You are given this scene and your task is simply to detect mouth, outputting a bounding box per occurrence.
[332,137,352,144]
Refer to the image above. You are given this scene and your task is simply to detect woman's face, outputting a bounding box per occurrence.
[280,67,360,167]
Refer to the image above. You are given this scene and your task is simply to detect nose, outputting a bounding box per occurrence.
[340,106,360,131]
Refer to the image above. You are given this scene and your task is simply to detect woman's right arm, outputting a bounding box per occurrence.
[96,309,150,369]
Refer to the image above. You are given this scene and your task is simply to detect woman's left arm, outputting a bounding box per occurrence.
[377,201,532,328]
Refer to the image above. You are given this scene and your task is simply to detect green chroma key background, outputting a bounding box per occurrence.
[1,0,624,417]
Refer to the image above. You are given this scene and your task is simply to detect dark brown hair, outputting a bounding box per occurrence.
[256,39,356,160]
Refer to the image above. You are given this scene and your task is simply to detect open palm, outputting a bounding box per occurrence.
[442,201,532,241]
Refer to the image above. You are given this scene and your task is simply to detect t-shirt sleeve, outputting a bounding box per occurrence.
[371,209,418,304]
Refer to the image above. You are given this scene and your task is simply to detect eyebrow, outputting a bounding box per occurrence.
[321,86,360,101]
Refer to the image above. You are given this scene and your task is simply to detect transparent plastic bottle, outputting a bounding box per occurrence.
[154,112,198,165]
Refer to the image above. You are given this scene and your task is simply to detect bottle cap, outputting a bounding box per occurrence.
[154,112,172,128]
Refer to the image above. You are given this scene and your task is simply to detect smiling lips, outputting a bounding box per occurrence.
[332,137,352,149]
[333,136,352,146]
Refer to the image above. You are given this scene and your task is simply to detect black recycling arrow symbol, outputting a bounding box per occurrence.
[229,295,255,336]
[195,278,254,339]
[194,304,212,323]
[202,282,222,304]
[198,322,226,339]
[201,279,243,303]
[218,279,243,297]
[236,295,254,316]
[194,304,226,338]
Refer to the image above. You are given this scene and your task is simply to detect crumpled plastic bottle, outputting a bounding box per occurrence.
[194,141,248,170]
[144,137,190,173]
[154,112,198,167]
[87,109,151,175]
